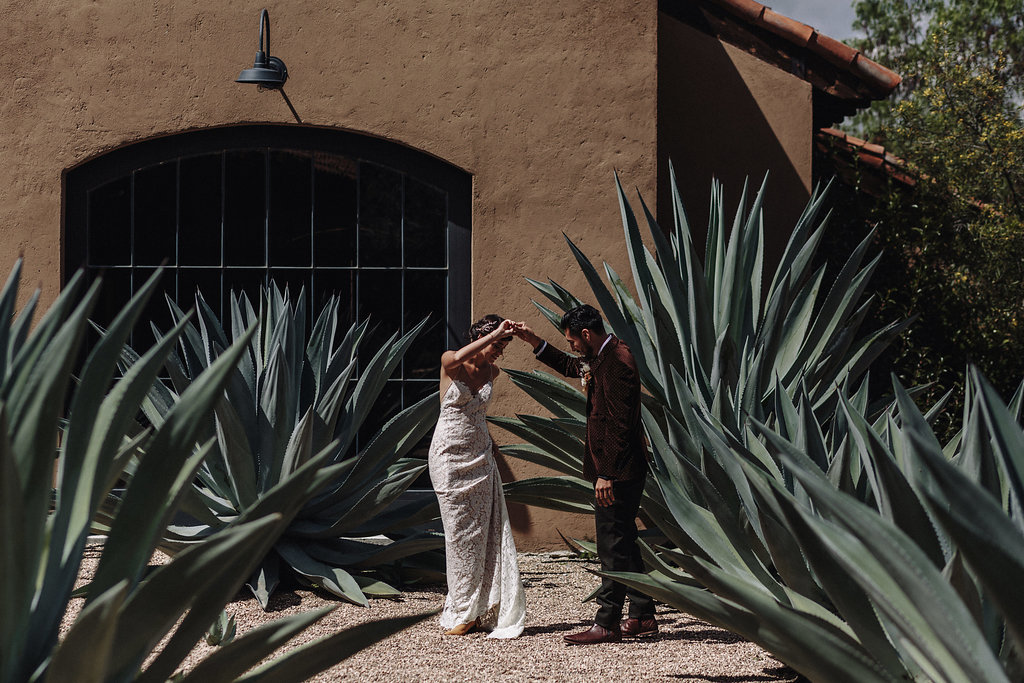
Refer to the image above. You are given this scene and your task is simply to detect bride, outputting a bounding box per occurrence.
[427,314,526,638]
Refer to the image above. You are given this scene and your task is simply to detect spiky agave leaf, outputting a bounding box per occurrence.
[118,283,443,609]
[496,170,1024,680]
[2,264,411,683]
[499,172,902,520]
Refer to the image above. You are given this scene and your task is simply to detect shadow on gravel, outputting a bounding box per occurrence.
[668,625,747,644]
[651,628,743,643]
[522,621,589,637]
[264,592,302,612]
[667,664,802,681]
[519,618,748,646]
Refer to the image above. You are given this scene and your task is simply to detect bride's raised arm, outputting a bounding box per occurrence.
[441,318,516,372]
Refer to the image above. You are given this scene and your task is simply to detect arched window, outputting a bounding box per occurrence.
[64,125,471,442]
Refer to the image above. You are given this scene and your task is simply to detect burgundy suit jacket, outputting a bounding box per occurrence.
[536,336,647,483]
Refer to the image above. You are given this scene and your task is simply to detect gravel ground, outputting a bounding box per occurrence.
[69,545,798,682]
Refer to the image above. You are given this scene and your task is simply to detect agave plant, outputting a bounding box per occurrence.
[0,262,428,683]
[105,284,444,609]
[495,168,907,518]
[498,169,1024,680]
[608,371,1024,682]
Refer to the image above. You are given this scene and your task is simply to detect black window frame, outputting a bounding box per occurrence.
[63,124,471,430]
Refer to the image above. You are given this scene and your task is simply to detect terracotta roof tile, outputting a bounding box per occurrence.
[723,0,765,24]
[816,128,917,189]
[706,0,901,96]
[817,128,998,214]
[760,7,815,46]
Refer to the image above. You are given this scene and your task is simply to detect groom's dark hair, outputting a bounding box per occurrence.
[561,304,605,336]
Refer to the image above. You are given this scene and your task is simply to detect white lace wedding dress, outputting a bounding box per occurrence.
[428,378,526,638]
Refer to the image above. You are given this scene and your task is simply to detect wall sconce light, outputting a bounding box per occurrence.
[236,9,288,89]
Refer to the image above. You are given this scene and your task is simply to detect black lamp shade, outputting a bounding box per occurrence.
[237,53,288,87]
[237,11,288,89]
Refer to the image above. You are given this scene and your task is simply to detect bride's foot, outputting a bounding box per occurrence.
[444,618,479,636]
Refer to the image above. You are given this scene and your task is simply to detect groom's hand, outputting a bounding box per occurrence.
[513,322,542,349]
[595,477,615,507]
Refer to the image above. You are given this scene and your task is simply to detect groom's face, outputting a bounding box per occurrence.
[564,328,595,357]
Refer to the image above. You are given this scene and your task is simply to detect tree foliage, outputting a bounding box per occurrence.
[852,0,1024,133]
[838,1,1024,434]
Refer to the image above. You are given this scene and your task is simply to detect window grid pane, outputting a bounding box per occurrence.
[81,148,454,431]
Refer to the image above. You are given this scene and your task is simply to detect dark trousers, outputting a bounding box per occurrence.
[594,476,654,629]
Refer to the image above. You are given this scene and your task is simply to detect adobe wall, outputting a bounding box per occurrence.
[657,12,813,269]
[3,0,659,548]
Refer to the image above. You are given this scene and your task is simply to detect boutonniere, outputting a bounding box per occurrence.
[580,361,592,392]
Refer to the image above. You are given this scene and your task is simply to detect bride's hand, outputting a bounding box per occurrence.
[496,319,516,337]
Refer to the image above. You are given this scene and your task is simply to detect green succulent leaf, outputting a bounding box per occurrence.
[116,515,287,683]
[126,286,441,611]
[234,612,434,683]
[601,568,896,683]
[783,454,1009,683]
[502,171,1024,682]
[1,264,417,683]
[180,607,337,682]
[277,541,368,606]
[502,476,594,514]
[897,375,1024,655]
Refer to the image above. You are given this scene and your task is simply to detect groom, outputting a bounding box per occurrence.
[515,304,657,644]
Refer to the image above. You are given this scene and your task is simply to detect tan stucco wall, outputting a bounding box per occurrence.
[3,0,659,548]
[657,13,813,270]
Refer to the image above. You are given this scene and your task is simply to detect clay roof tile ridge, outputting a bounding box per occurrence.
[704,0,901,96]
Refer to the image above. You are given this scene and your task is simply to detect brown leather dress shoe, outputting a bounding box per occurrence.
[563,623,622,645]
[621,615,659,638]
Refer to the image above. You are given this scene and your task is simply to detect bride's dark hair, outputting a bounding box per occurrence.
[468,314,505,341]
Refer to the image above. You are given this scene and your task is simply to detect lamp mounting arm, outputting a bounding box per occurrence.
[256,8,271,58]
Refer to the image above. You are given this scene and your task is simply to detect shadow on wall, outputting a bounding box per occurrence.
[657,10,811,273]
